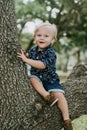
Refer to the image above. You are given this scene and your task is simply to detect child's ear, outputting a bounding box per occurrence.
[33,40,36,44]
[51,39,55,44]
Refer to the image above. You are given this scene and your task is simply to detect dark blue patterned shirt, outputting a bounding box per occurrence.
[28,45,59,83]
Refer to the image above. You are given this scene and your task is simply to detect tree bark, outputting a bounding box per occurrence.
[0,1,87,130]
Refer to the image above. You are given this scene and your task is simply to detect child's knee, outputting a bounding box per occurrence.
[54,92,65,98]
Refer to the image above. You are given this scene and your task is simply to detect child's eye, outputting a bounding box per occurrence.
[37,34,41,37]
[45,35,49,37]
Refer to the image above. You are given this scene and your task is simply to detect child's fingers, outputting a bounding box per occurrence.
[17,53,22,57]
[20,49,23,53]
[17,55,22,58]
[17,52,21,55]
[21,48,25,52]
[17,55,21,57]
[20,49,26,55]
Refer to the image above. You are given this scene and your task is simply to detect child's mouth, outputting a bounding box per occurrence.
[39,41,45,44]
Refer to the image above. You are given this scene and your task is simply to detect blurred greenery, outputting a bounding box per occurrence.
[15,0,87,71]
[72,115,87,130]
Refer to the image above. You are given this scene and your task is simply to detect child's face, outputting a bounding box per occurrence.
[34,26,55,50]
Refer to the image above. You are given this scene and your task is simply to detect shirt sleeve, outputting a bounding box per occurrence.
[27,49,32,58]
[41,49,56,68]
[27,47,35,59]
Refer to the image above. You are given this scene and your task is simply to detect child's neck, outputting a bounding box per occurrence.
[38,48,42,51]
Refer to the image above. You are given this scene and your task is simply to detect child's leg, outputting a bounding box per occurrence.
[53,92,73,130]
[30,77,49,98]
[53,92,69,120]
[30,77,58,106]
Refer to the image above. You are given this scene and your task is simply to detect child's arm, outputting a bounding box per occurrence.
[17,49,46,70]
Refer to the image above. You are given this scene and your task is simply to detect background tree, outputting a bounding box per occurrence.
[15,0,87,68]
[0,0,87,130]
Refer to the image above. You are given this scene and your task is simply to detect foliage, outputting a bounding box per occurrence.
[15,0,87,67]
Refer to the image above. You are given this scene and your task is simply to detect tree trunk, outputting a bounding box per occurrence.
[76,49,80,64]
[0,1,87,130]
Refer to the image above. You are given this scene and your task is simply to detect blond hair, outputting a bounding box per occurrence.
[34,22,57,43]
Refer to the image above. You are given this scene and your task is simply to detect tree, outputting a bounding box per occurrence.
[0,0,87,130]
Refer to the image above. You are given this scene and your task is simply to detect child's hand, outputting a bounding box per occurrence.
[17,49,28,62]
[21,48,26,55]
[21,49,29,57]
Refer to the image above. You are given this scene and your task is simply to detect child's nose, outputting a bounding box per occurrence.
[40,36,44,39]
